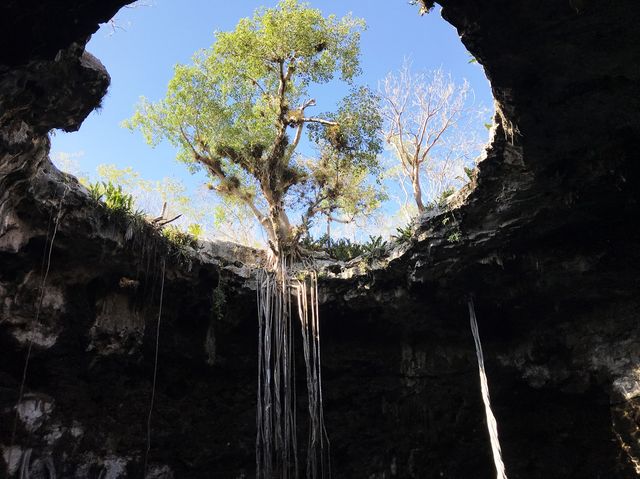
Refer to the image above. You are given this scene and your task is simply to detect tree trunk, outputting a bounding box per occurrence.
[411,169,425,213]
[268,202,294,258]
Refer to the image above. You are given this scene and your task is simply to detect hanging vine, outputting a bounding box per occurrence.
[8,185,69,471]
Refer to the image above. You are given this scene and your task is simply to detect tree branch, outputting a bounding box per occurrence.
[301,117,338,126]
[282,99,318,158]
[422,115,455,163]
[277,59,287,114]
[325,214,352,224]
[193,141,272,239]
[298,189,329,234]
[243,73,267,96]
[301,98,316,110]
[290,124,304,153]
[178,125,200,157]
[156,214,182,227]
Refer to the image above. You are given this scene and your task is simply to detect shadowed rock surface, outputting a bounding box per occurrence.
[1,0,639,477]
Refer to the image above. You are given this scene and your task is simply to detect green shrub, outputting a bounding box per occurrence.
[162,226,198,250]
[300,234,366,262]
[392,224,414,244]
[362,235,387,262]
[299,234,325,252]
[87,181,134,214]
[301,234,393,263]
[161,226,200,266]
[87,182,103,202]
[187,223,204,240]
[464,166,476,181]
[447,231,462,243]
[327,238,366,262]
[425,187,457,212]
[436,187,456,208]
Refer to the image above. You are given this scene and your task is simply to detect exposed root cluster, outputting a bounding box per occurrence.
[256,258,330,479]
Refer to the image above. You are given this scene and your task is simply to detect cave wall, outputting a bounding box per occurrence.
[1,0,640,478]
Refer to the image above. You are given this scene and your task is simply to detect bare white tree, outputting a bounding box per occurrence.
[381,61,483,214]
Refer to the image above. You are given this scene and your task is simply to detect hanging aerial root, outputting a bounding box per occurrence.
[293,271,330,479]
[256,259,330,479]
[8,185,68,472]
[256,258,298,479]
[467,298,508,479]
[144,257,166,476]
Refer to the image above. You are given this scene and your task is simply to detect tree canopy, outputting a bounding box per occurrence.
[125,0,383,256]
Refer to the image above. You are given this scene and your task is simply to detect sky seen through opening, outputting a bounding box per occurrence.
[51,0,494,246]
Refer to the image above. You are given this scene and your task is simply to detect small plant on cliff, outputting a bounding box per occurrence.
[392,223,414,244]
[102,182,134,213]
[162,225,198,250]
[441,211,462,243]
[300,234,366,261]
[87,181,104,202]
[211,280,227,321]
[327,237,366,261]
[463,165,476,181]
[187,223,204,240]
[409,0,436,15]
[160,225,201,266]
[362,235,388,262]
[435,187,456,209]
[87,180,135,214]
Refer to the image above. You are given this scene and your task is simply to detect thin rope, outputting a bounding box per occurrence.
[144,257,166,477]
[467,298,508,479]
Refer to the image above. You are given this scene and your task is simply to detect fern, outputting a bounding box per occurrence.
[392,224,414,244]
[87,180,134,214]
[362,235,387,262]
[87,182,103,202]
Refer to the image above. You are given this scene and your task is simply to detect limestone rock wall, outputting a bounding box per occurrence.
[1,0,640,477]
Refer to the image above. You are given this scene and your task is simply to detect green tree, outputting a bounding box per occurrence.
[125,0,383,256]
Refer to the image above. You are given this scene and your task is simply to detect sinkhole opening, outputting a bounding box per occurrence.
[49,0,496,252]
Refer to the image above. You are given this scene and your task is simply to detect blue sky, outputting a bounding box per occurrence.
[51,0,493,242]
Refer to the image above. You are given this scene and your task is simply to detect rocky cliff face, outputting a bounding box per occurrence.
[1,1,639,478]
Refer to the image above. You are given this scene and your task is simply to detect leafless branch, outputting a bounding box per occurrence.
[381,60,479,213]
